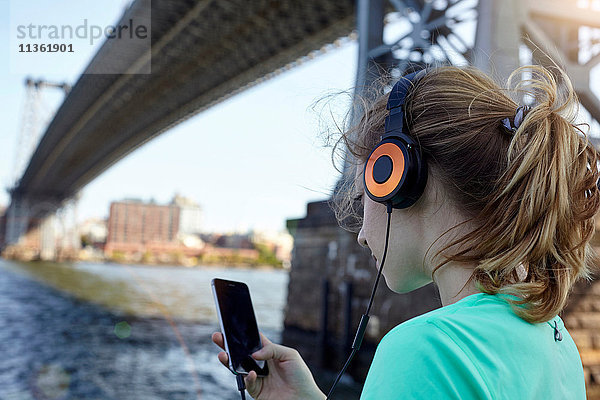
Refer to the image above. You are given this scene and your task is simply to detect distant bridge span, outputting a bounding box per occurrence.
[14,0,355,208]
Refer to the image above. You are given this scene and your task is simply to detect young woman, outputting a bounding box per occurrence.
[212,64,599,399]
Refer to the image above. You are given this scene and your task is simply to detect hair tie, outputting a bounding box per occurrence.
[501,105,531,133]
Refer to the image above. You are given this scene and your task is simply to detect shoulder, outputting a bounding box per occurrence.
[361,292,585,400]
[378,292,507,344]
[380,292,540,367]
[360,293,516,400]
[361,316,494,399]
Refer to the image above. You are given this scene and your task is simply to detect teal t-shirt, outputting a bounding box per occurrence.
[361,292,585,399]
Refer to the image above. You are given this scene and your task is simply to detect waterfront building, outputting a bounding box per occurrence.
[105,199,182,259]
[171,194,203,235]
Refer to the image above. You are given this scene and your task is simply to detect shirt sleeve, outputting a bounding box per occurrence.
[360,321,493,400]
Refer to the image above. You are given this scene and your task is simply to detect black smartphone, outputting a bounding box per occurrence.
[211,278,269,377]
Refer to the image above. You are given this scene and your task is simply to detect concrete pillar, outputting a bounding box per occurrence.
[354,0,385,95]
[62,200,82,255]
[5,197,30,246]
[39,214,56,261]
[473,0,522,81]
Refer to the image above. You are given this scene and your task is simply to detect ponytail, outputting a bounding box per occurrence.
[427,65,600,323]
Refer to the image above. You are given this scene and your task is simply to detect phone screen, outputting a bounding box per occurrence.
[212,278,268,376]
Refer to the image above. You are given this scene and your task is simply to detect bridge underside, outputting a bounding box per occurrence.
[14,0,355,208]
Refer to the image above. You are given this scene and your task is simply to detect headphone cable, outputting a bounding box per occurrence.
[326,202,393,399]
[236,374,246,400]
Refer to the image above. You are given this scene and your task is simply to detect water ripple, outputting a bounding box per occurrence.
[0,260,287,399]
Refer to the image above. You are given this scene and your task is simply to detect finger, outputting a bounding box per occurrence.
[245,370,257,388]
[252,332,274,360]
[217,351,229,368]
[244,370,262,398]
[212,332,225,349]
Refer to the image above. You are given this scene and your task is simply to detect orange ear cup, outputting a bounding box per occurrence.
[364,142,405,198]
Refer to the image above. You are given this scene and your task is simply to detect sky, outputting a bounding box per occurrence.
[1,1,599,235]
[0,0,357,234]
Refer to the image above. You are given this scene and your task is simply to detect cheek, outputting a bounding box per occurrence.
[363,199,386,248]
[362,201,375,230]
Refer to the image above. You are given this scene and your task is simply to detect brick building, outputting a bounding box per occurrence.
[105,199,181,256]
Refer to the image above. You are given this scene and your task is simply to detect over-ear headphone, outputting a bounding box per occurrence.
[363,70,428,209]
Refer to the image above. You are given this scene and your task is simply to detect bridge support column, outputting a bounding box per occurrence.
[39,214,56,261]
[473,0,521,81]
[54,198,81,261]
[5,197,30,247]
[354,0,385,94]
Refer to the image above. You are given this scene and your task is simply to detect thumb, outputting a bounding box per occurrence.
[252,341,299,362]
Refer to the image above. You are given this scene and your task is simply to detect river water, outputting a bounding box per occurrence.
[0,259,288,400]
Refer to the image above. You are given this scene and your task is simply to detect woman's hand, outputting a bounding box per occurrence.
[211,332,326,400]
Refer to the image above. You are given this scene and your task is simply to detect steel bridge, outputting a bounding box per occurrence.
[9,0,355,215]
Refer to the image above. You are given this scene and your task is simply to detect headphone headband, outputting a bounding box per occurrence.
[383,70,426,137]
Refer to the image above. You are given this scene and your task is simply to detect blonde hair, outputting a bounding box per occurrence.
[331,65,600,323]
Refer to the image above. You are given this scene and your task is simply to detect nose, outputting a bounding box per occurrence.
[357,226,368,249]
